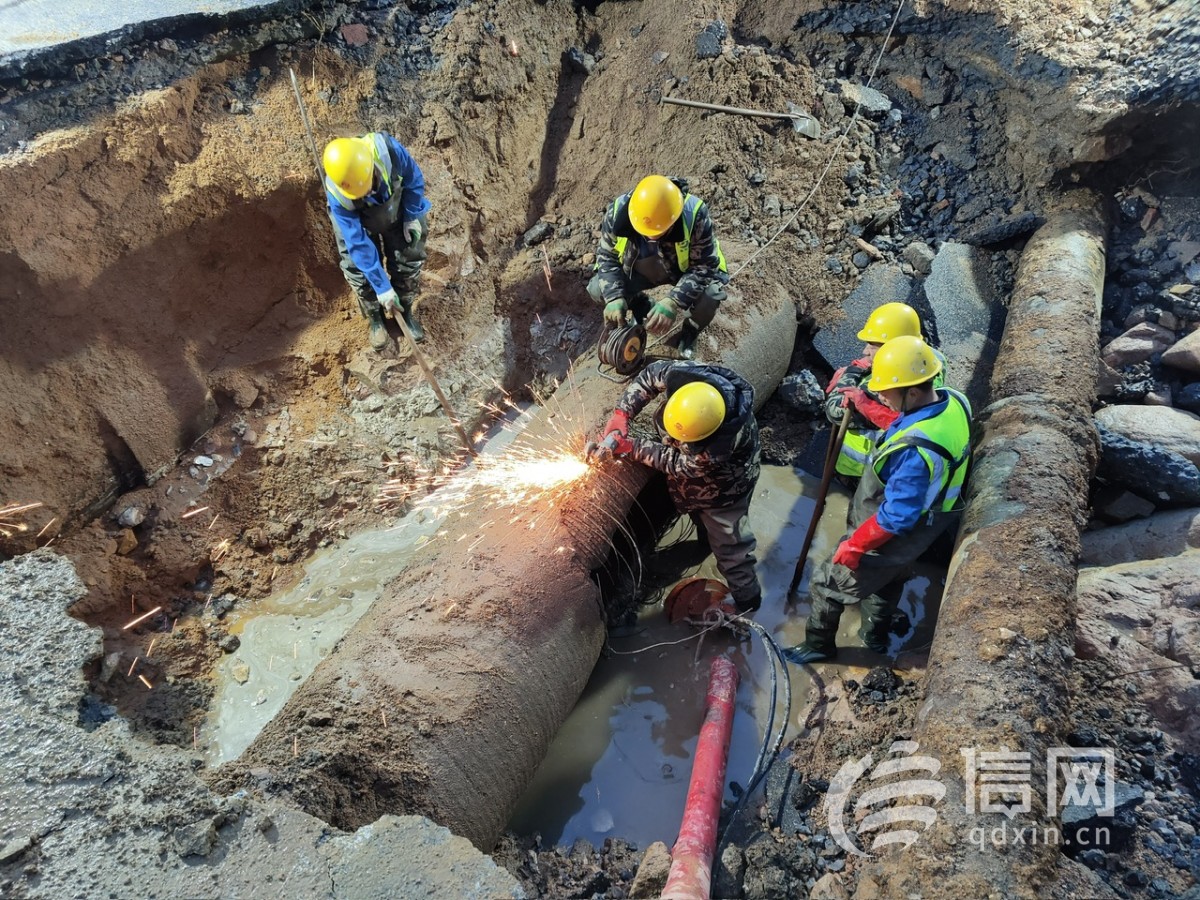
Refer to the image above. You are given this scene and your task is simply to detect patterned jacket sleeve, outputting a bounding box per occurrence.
[616,359,672,419]
[593,201,629,304]
[625,438,701,480]
[824,364,861,425]
[668,200,722,310]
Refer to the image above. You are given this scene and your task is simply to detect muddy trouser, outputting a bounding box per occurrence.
[802,510,960,652]
[687,492,760,611]
[587,273,724,335]
[329,210,428,318]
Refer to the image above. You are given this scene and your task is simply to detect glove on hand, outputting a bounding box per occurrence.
[832,514,893,571]
[403,219,423,244]
[837,387,900,430]
[604,298,629,326]
[645,297,681,335]
[376,288,400,311]
[603,409,630,441]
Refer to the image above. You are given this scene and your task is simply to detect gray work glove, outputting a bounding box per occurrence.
[377,288,399,311]
[403,219,423,244]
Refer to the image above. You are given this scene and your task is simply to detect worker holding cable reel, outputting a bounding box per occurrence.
[588,175,729,365]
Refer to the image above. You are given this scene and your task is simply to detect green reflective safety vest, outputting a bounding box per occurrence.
[836,348,948,478]
[325,133,399,212]
[867,385,972,514]
[609,194,728,276]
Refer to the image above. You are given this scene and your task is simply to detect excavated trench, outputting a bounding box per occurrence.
[3,0,1200,896]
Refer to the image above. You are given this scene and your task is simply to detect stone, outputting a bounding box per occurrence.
[1101,322,1176,368]
[0,836,32,864]
[1096,424,1200,507]
[117,506,144,527]
[835,80,892,115]
[901,241,935,275]
[777,370,826,415]
[174,819,217,858]
[711,844,745,900]
[219,634,240,654]
[629,841,671,898]
[564,47,596,75]
[811,871,850,898]
[1162,329,1200,375]
[813,264,912,370]
[1178,384,1200,414]
[115,529,138,556]
[340,23,369,47]
[1095,405,1200,466]
[194,455,214,467]
[762,194,782,217]
[232,663,250,684]
[1080,508,1200,566]
[521,222,553,246]
[1096,359,1124,399]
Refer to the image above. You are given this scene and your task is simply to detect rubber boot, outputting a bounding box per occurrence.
[398,296,425,343]
[857,615,891,654]
[783,626,837,665]
[676,321,700,359]
[365,306,390,352]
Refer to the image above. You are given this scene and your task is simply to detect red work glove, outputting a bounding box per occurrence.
[837,387,900,430]
[603,409,629,441]
[832,514,894,570]
[609,432,634,457]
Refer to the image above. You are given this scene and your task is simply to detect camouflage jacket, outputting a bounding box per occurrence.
[593,179,728,310]
[617,360,760,512]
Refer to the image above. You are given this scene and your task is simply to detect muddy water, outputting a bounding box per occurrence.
[508,464,942,848]
[202,410,531,765]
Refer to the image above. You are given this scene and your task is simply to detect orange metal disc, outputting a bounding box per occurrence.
[664,577,732,624]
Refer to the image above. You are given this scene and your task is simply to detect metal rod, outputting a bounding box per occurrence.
[662,95,812,123]
[788,414,850,595]
[286,68,477,458]
[289,68,325,182]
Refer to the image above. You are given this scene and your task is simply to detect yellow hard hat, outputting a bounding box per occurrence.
[628,175,684,237]
[323,137,375,199]
[866,335,942,391]
[663,382,726,442]
[857,302,922,343]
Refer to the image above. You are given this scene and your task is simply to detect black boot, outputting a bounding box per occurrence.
[783,626,837,665]
[676,321,699,359]
[857,617,891,654]
[398,296,425,343]
[365,306,390,352]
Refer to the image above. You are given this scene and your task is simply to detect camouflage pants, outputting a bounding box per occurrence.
[586,273,724,333]
[688,492,760,611]
[801,510,960,652]
[329,211,428,318]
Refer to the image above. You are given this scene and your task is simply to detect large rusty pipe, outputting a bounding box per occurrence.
[226,292,797,849]
[869,190,1109,896]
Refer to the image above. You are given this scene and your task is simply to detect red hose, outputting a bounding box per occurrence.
[661,655,739,900]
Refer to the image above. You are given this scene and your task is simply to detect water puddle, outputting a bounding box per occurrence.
[508,464,943,848]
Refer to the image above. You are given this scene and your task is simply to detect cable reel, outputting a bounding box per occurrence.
[596,322,647,382]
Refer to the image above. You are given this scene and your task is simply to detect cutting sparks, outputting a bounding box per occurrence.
[0,501,44,538]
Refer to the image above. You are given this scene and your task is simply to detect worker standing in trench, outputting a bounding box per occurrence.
[322,133,430,352]
[588,175,729,359]
[825,302,946,484]
[785,336,972,664]
[587,359,763,613]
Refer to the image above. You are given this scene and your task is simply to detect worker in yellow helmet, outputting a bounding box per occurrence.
[587,360,762,613]
[824,302,946,482]
[323,133,431,352]
[589,175,729,359]
[786,336,972,665]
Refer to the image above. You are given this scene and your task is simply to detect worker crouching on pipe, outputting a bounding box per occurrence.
[825,302,946,485]
[785,336,972,665]
[323,133,431,352]
[588,175,729,359]
[588,360,763,613]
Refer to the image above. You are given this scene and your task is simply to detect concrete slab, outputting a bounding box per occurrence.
[811,264,915,371]
[0,0,312,77]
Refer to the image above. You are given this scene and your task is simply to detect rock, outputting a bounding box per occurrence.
[961,212,1043,246]
[1178,384,1200,414]
[194,455,214,467]
[1095,405,1200,466]
[117,506,144,527]
[651,50,669,65]
[232,663,250,684]
[174,819,217,858]
[811,871,850,898]
[629,841,671,898]
[522,222,553,246]
[694,22,725,59]
[901,241,935,275]
[1096,358,1124,399]
[852,251,871,269]
[340,24,370,47]
[1080,508,1200,566]
[1096,424,1200,507]
[712,844,745,900]
[777,371,826,415]
[1100,322,1176,368]
[115,529,138,555]
[836,80,892,115]
[0,836,33,864]
[762,194,782,217]
[564,47,596,75]
[813,264,913,369]
[1162,329,1200,375]
[219,634,240,654]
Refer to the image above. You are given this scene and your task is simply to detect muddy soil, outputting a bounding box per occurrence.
[1,0,1199,895]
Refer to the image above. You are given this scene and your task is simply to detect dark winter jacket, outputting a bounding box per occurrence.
[617,360,760,512]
